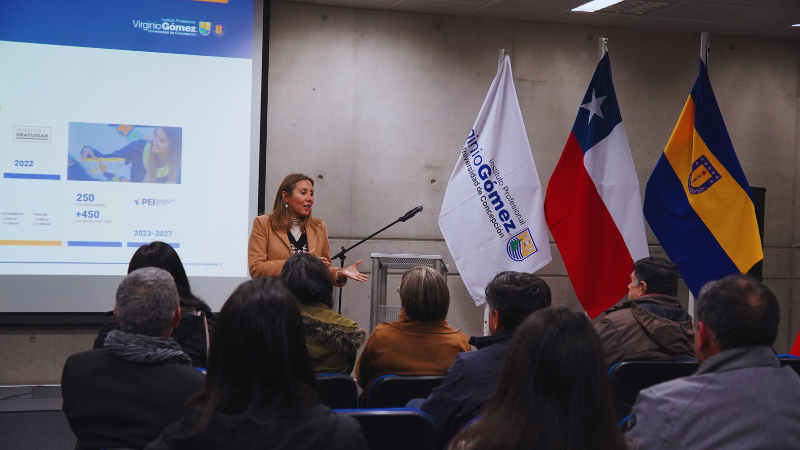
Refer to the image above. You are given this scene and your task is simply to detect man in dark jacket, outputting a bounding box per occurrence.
[62,267,205,450]
[595,257,694,367]
[627,275,800,449]
[414,272,552,449]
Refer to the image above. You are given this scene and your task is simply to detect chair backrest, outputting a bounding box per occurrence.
[779,355,800,376]
[334,408,435,450]
[367,375,447,409]
[315,374,358,410]
[608,360,698,420]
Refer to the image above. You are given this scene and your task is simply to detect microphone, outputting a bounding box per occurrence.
[400,205,423,222]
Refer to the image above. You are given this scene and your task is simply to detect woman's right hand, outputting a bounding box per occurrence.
[80,146,96,161]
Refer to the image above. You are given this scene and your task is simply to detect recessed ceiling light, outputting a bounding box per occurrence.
[572,0,625,12]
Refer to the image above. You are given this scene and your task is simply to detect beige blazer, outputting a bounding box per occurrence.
[247,214,346,286]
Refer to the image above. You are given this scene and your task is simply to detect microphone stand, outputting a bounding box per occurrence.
[331,207,422,314]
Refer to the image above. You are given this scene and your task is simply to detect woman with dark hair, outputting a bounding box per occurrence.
[80,126,182,183]
[449,307,629,450]
[94,242,215,368]
[355,266,470,406]
[145,278,367,450]
[248,173,367,284]
[280,253,365,375]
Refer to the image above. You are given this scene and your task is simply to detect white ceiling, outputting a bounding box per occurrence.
[280,0,800,40]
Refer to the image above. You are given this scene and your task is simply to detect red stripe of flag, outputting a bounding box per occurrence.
[545,132,633,318]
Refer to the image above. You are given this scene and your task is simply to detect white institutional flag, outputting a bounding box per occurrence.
[439,54,552,306]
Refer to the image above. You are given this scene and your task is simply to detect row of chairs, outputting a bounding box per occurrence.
[3,357,797,450]
[608,355,800,420]
[317,374,446,410]
[319,355,800,417]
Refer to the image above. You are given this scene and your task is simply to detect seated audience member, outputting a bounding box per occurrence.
[626,275,800,450]
[94,241,216,367]
[355,266,470,406]
[280,253,366,375]
[595,257,694,367]
[62,268,205,450]
[449,307,629,450]
[416,272,551,449]
[146,278,367,450]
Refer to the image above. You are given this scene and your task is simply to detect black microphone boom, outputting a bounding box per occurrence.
[400,204,424,222]
[330,204,424,313]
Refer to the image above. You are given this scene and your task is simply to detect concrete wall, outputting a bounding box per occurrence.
[2,1,799,384]
[265,2,800,351]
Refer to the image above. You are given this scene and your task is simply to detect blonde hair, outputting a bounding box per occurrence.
[269,173,321,232]
[143,127,181,183]
[399,266,450,322]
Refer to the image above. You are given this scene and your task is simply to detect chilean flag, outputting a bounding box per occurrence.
[544,51,649,318]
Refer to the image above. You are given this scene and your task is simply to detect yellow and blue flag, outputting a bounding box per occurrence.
[643,59,763,296]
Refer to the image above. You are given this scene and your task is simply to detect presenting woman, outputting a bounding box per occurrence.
[80,126,182,183]
[248,173,367,286]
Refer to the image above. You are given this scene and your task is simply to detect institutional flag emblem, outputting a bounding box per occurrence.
[507,228,537,261]
[688,155,721,194]
[199,22,211,36]
[214,23,224,36]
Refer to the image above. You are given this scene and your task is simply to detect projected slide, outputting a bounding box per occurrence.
[0,0,255,277]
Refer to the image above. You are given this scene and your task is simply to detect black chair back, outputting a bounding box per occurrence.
[367,375,447,409]
[780,355,800,376]
[335,408,435,450]
[608,360,698,420]
[315,374,358,410]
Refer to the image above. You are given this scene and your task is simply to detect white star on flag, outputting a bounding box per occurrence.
[580,89,606,124]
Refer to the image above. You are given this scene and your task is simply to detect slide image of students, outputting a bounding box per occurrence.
[68,123,182,184]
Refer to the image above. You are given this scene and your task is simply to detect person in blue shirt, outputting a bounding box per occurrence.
[410,271,551,449]
[80,126,182,183]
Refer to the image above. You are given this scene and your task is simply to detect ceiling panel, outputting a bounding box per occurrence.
[547,11,638,26]
[687,0,783,6]
[392,0,487,15]
[472,0,587,21]
[645,3,753,21]
[310,0,399,9]
[717,6,800,24]
[760,27,800,39]
[280,0,800,39]
[626,16,718,32]
[772,0,800,9]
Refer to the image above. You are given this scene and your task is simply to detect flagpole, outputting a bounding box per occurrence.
[482,47,509,338]
[498,48,508,71]
[688,32,709,319]
[700,32,710,66]
[598,37,608,60]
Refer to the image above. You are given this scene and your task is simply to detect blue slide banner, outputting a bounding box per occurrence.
[0,0,254,59]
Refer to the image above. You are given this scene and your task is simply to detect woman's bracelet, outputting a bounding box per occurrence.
[335,268,344,282]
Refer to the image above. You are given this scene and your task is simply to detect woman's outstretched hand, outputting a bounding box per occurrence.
[340,259,368,282]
